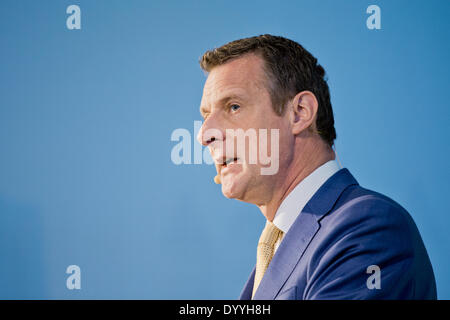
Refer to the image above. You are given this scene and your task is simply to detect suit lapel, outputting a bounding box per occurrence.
[238,267,255,300]
[248,168,359,300]
[252,210,319,299]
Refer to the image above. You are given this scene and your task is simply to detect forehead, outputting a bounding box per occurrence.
[201,54,268,107]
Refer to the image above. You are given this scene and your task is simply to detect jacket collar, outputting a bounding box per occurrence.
[239,168,359,300]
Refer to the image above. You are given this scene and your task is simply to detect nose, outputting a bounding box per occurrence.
[196,117,224,147]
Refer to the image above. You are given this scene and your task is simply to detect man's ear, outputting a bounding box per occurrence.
[290,90,319,136]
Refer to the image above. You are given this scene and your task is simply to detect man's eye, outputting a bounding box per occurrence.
[230,104,241,112]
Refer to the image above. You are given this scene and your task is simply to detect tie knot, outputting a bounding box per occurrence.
[258,221,283,247]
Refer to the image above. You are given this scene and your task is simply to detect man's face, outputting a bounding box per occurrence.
[198,54,293,204]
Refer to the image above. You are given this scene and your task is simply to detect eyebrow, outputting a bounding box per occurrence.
[200,93,246,117]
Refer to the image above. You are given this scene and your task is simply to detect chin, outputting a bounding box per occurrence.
[221,183,243,199]
[220,174,248,200]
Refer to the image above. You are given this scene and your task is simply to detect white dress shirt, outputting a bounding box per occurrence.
[272,160,341,252]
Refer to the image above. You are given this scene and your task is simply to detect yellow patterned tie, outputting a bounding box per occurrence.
[252,221,284,298]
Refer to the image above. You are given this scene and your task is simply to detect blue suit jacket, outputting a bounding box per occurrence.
[239,168,437,300]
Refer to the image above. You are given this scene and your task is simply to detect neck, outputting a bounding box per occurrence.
[258,137,335,221]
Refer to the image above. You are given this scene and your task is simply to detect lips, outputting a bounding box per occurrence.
[223,157,239,166]
[214,156,240,175]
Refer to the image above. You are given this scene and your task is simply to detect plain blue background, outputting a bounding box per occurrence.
[0,0,448,299]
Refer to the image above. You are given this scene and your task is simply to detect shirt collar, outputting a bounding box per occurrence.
[272,160,341,233]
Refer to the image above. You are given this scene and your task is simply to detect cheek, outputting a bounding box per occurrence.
[277,123,293,150]
[241,162,264,185]
[277,134,293,164]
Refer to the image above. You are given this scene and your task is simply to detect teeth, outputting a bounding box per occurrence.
[224,158,237,165]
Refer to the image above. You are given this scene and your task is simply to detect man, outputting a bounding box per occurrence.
[196,34,436,299]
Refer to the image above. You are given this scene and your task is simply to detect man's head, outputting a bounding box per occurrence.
[197,34,336,207]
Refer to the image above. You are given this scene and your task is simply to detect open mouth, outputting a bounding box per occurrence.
[222,157,239,167]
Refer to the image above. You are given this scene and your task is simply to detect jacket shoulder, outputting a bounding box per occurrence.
[330,184,415,228]
[305,184,437,299]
